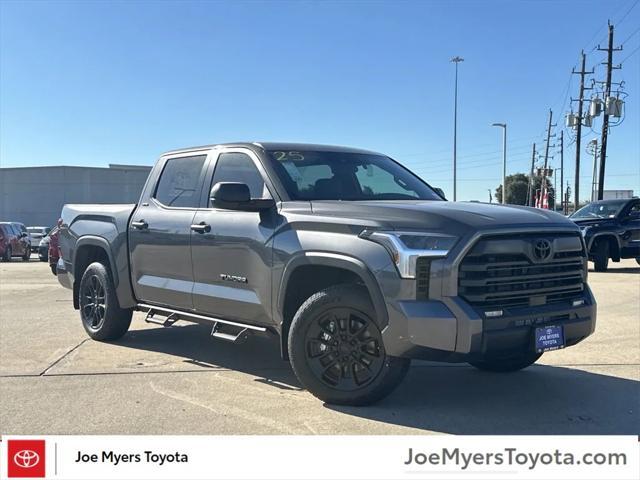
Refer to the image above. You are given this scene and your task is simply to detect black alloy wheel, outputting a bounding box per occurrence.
[81,274,107,331]
[305,307,385,391]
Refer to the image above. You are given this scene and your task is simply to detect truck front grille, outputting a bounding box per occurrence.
[458,233,586,310]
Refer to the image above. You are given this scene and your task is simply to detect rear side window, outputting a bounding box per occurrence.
[154,155,207,208]
[210,153,271,199]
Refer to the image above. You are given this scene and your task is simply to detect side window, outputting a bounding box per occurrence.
[210,153,271,200]
[154,155,207,208]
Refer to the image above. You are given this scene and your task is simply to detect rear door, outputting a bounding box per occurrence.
[129,153,209,310]
[190,148,277,326]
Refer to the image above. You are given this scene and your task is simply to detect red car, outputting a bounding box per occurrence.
[0,223,31,261]
[48,226,60,275]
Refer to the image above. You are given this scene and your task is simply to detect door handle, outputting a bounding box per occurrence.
[131,220,148,230]
[191,222,211,233]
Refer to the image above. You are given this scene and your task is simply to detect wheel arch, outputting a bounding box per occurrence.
[277,252,388,360]
[72,237,118,309]
[588,233,621,261]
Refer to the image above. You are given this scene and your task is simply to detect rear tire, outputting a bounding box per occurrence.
[79,262,132,341]
[592,240,609,272]
[469,351,542,372]
[288,284,410,405]
[2,247,11,262]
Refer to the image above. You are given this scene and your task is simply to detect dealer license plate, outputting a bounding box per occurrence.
[535,325,565,353]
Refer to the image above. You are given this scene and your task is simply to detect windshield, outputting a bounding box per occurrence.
[265,150,442,201]
[571,201,627,219]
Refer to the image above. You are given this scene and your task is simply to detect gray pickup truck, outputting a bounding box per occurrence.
[56,142,596,405]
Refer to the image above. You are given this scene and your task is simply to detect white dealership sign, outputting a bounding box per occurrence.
[1,435,638,479]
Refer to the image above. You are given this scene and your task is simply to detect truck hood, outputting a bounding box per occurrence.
[570,217,615,227]
[310,200,578,234]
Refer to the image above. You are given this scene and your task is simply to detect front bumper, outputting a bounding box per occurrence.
[381,284,597,362]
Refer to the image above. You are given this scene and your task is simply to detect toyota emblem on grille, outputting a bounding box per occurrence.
[533,239,552,261]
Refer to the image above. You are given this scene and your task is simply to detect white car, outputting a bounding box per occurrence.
[27,226,51,252]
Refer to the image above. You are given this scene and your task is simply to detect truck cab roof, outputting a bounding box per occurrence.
[161,142,382,157]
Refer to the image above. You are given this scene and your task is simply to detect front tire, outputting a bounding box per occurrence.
[469,351,542,372]
[79,262,132,341]
[592,240,609,272]
[22,249,30,261]
[2,246,11,262]
[288,285,410,405]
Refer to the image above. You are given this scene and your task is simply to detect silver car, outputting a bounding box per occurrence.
[27,226,51,252]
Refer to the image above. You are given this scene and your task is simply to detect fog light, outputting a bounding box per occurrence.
[485,310,503,318]
[572,299,585,307]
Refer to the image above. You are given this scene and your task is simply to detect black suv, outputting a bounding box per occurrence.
[570,198,640,271]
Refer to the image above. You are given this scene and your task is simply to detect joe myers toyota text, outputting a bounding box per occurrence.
[55,142,597,405]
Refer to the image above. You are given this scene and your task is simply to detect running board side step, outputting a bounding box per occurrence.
[210,322,250,344]
[138,303,267,337]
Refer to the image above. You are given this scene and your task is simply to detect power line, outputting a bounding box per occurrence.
[619,25,640,45]
[620,44,640,64]
[617,0,640,26]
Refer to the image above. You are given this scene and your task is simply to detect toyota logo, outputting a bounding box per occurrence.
[533,239,552,261]
[14,449,40,468]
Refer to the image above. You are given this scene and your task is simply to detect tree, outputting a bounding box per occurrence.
[495,173,555,208]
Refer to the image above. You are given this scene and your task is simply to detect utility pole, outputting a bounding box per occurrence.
[492,123,507,203]
[597,23,622,200]
[588,139,600,201]
[542,110,553,208]
[571,51,592,212]
[527,143,536,206]
[451,56,464,201]
[559,131,564,214]
[487,189,492,203]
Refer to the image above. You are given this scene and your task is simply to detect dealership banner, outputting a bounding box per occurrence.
[1,435,638,479]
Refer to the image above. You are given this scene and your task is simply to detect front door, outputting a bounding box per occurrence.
[191,149,277,326]
[129,153,208,310]
[621,200,640,257]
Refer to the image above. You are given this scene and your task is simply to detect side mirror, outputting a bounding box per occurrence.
[20,232,28,238]
[434,187,447,200]
[210,182,275,211]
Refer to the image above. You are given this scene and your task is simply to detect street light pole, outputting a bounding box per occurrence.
[451,56,464,201]
[492,123,507,204]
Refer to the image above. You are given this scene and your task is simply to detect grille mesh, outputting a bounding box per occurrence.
[415,258,431,299]
[458,234,586,309]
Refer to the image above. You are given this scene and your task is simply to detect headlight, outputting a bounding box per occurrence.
[359,230,458,278]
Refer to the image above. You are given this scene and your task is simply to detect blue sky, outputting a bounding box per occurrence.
[1,0,638,202]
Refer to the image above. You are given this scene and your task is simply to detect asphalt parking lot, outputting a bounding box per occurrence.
[1,257,638,435]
